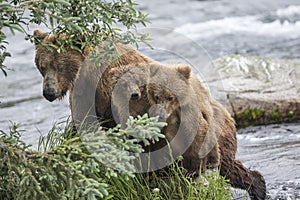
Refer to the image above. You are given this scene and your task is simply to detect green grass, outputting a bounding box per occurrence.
[107,160,231,200]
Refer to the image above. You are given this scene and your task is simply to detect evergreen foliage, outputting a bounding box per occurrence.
[0,116,232,200]
[0,0,149,76]
[0,115,166,200]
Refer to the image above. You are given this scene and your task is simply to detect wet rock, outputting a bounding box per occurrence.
[207,55,300,127]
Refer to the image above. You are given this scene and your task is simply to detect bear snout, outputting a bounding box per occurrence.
[130,91,140,100]
[43,88,57,102]
[149,104,167,122]
[157,112,167,121]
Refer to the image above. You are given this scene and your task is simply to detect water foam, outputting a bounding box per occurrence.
[174,6,300,39]
[276,5,300,17]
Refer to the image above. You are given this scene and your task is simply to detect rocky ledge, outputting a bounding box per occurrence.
[206,55,300,127]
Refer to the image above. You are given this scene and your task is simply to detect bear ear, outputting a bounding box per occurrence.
[33,29,48,45]
[177,65,191,80]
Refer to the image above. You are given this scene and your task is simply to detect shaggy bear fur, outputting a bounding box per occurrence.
[95,63,153,128]
[144,63,220,176]
[34,29,153,127]
[34,30,266,199]
[125,63,267,200]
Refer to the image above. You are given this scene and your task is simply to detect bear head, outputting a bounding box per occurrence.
[146,63,192,121]
[110,65,150,102]
[34,29,89,102]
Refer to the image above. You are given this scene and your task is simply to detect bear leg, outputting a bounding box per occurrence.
[220,159,266,200]
[206,143,220,170]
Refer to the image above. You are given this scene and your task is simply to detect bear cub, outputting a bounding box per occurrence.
[145,63,221,175]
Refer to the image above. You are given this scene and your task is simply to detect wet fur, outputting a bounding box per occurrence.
[133,63,267,200]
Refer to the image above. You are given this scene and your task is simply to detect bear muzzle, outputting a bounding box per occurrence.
[130,91,140,100]
[149,104,168,122]
[43,88,57,102]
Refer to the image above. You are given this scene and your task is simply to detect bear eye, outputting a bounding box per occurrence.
[154,95,159,101]
[56,65,63,72]
[167,96,174,101]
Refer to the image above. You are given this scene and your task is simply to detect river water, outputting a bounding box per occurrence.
[1,0,300,199]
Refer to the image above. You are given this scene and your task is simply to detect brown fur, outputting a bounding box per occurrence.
[145,63,220,175]
[126,62,266,200]
[34,29,153,126]
[34,29,266,199]
[95,64,153,128]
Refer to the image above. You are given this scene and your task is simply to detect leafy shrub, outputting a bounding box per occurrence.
[0,0,149,76]
[0,115,232,200]
[0,115,165,200]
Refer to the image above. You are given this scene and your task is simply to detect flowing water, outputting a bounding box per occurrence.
[237,123,300,199]
[1,0,300,199]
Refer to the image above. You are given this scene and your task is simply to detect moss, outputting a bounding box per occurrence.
[270,110,281,119]
[235,108,265,128]
[236,108,264,121]
[251,109,263,120]
[235,108,298,128]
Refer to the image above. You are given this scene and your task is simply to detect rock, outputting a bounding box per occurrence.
[206,55,300,127]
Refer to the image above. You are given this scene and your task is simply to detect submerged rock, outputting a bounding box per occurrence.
[206,55,300,127]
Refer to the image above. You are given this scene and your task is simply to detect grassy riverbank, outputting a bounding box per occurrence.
[0,117,231,200]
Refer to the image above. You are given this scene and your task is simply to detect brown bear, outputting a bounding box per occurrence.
[122,62,266,200]
[144,63,221,176]
[33,29,153,127]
